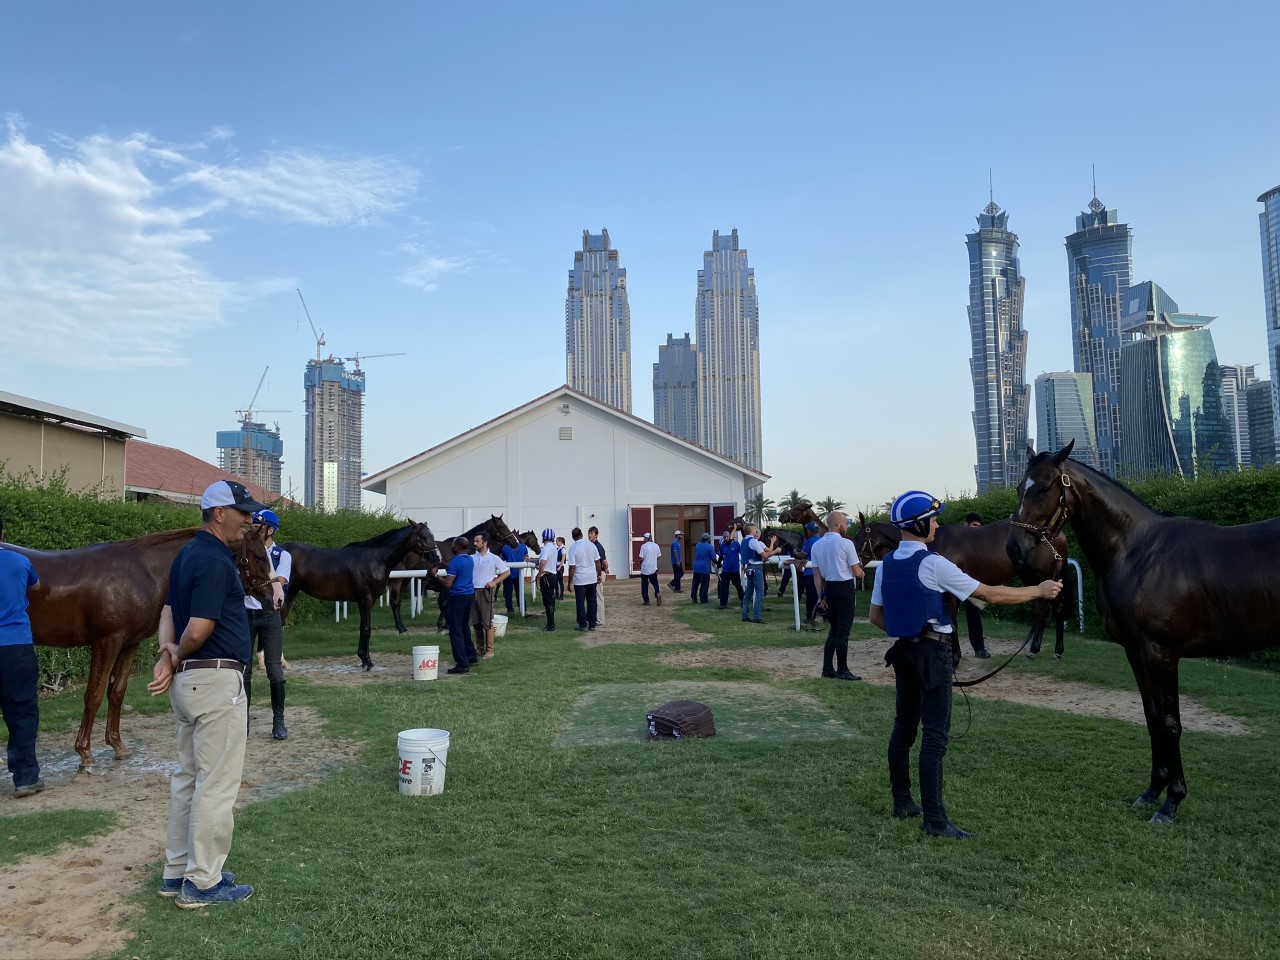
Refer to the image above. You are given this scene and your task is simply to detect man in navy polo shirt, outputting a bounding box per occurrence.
[148,479,264,908]
[0,515,43,798]
[436,536,478,674]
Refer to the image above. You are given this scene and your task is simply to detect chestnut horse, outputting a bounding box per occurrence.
[385,515,519,634]
[281,520,438,669]
[854,512,1069,659]
[1008,441,1280,824]
[13,526,273,773]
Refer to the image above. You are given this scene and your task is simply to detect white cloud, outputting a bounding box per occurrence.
[0,121,423,369]
[396,243,489,291]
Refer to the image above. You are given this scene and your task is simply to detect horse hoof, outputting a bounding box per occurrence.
[1052,654,1062,661]
[1149,811,1175,826]
[361,661,374,672]
[78,764,103,776]
[1133,792,1158,808]
[396,627,408,635]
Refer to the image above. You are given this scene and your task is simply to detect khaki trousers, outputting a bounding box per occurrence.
[595,581,606,625]
[164,667,248,890]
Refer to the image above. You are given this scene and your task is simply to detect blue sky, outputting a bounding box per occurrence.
[1,2,1275,513]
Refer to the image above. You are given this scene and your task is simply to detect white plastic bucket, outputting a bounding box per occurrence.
[492,614,508,637]
[412,645,440,681]
[397,728,450,797]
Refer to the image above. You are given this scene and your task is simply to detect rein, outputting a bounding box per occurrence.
[952,627,1036,688]
[1009,473,1072,563]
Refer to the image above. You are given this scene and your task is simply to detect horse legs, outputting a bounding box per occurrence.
[1052,596,1065,660]
[1124,642,1187,823]
[389,579,409,635]
[75,643,118,773]
[1025,599,1049,659]
[103,642,143,761]
[357,598,374,671]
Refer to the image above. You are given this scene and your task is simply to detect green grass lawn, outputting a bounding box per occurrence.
[19,594,1280,959]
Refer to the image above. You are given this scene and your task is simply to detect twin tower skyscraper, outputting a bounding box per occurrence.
[565,229,763,471]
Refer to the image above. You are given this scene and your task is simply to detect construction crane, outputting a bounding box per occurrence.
[344,352,406,370]
[234,366,290,492]
[297,288,326,362]
[236,366,291,424]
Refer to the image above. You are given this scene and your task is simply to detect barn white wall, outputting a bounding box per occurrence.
[377,394,751,577]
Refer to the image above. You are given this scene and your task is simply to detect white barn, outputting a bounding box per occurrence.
[362,386,768,577]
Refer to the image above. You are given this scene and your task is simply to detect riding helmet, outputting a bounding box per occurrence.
[890,491,944,537]
[252,509,281,532]
[542,528,555,542]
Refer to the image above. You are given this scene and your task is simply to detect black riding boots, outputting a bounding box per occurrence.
[269,679,289,740]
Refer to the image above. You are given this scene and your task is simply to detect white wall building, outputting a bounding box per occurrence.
[362,386,768,577]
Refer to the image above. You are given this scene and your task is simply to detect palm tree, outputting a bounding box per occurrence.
[776,488,808,515]
[744,491,777,526]
[815,496,845,518]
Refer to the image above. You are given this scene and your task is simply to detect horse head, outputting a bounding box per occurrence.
[519,530,540,553]
[1008,440,1076,567]
[407,519,441,565]
[237,526,275,604]
[487,514,519,548]
[852,512,900,565]
[778,502,822,527]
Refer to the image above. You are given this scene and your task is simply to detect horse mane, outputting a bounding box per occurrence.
[1049,454,1160,518]
[131,528,200,547]
[344,524,409,548]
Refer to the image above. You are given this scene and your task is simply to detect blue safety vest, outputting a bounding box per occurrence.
[879,550,949,638]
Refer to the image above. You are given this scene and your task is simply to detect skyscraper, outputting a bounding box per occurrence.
[966,198,1029,492]
[565,229,632,413]
[1220,363,1258,467]
[1066,189,1133,475]
[694,229,762,471]
[1246,379,1276,466]
[1034,372,1099,468]
[216,421,283,495]
[653,332,698,443]
[1259,185,1280,456]
[1118,281,1234,478]
[304,358,364,511]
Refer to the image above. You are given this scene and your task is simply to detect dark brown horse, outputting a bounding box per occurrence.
[777,502,824,527]
[1008,441,1280,824]
[14,526,272,772]
[854,512,1069,659]
[281,521,438,669]
[385,515,518,634]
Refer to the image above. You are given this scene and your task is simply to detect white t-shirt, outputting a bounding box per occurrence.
[808,532,862,582]
[567,538,600,586]
[869,541,980,633]
[470,550,507,589]
[244,545,286,612]
[537,541,558,574]
[638,540,661,575]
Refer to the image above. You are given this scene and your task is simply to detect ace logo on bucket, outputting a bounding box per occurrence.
[418,655,437,670]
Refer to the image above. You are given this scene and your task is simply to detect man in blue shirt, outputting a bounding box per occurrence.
[437,536,478,674]
[690,533,715,604]
[148,479,264,907]
[716,528,743,610]
[500,540,527,614]
[0,515,43,798]
[668,532,684,591]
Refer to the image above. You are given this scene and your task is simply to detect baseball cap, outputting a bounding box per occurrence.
[805,521,820,532]
[201,479,267,515]
[642,532,652,540]
[673,531,683,537]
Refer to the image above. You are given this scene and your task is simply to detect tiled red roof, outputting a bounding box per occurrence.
[124,439,285,506]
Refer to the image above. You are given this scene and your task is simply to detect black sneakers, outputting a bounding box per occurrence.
[893,801,923,819]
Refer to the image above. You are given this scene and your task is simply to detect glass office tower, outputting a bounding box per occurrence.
[966,199,1030,492]
[1259,185,1280,457]
[1118,281,1234,478]
[1035,372,1099,467]
[653,333,698,443]
[566,229,632,413]
[1066,193,1133,476]
[1220,363,1258,467]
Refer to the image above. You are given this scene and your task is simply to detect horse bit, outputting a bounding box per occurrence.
[1009,473,1071,564]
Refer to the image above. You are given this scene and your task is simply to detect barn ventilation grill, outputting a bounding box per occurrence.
[559,426,573,440]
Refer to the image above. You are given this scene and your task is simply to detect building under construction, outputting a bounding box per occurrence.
[304,357,365,511]
[215,421,284,495]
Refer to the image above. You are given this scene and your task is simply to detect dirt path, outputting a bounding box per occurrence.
[0,586,1250,957]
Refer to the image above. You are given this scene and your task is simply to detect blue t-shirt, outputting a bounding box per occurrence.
[720,539,741,573]
[447,553,475,596]
[166,530,251,663]
[0,547,39,647]
[801,535,821,576]
[670,539,683,564]
[693,541,715,574]
[501,543,525,564]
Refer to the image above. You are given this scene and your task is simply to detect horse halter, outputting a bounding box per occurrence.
[237,543,274,593]
[1010,472,1071,563]
[856,524,876,566]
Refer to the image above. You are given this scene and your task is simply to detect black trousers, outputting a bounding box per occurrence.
[822,579,857,673]
[503,577,519,612]
[669,562,684,590]
[690,572,710,603]
[804,576,821,622]
[640,573,659,602]
[964,600,986,653]
[886,637,954,825]
[0,644,41,788]
[248,608,285,683]
[574,583,598,628]
[446,593,477,668]
[538,574,557,627]
[717,570,743,608]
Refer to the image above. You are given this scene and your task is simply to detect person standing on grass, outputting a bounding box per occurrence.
[246,509,291,741]
[588,526,608,626]
[717,528,743,609]
[690,533,715,604]
[536,529,559,631]
[740,525,781,624]
[960,513,992,659]
[500,538,527,614]
[799,521,824,626]
[638,532,662,606]
[469,532,509,659]
[809,512,865,681]
[0,515,43,799]
[871,490,1062,840]
[436,536,479,675]
[567,528,601,631]
[148,479,265,907]
[668,531,684,591]
[555,537,567,599]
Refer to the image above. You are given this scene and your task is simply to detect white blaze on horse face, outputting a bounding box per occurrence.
[1023,477,1035,493]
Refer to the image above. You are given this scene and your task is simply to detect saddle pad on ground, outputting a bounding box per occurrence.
[646,699,716,740]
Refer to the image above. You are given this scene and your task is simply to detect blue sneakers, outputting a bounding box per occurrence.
[158,870,235,897]
[175,876,254,908]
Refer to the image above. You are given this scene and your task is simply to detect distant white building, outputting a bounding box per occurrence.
[362,386,768,577]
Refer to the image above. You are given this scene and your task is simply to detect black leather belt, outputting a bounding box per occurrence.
[177,658,247,674]
[904,629,951,644]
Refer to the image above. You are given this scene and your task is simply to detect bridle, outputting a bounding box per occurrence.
[1009,472,1072,564]
[855,523,876,566]
[237,538,275,594]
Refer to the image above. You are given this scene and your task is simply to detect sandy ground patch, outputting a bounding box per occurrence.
[574,581,717,648]
[655,638,1249,736]
[0,701,358,960]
